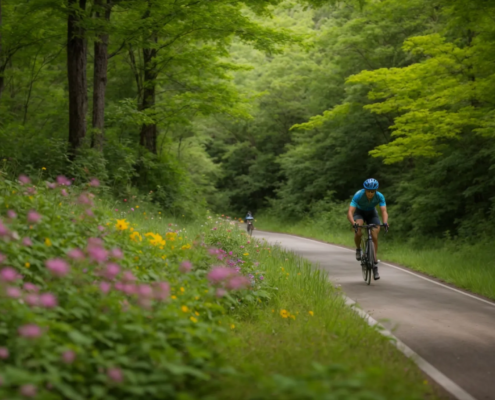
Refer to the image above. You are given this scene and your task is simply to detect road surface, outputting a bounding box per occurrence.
[253,230,495,400]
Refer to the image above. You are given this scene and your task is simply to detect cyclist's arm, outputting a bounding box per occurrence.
[380,206,388,225]
[347,206,356,225]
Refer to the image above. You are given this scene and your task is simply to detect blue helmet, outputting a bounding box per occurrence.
[363,178,379,190]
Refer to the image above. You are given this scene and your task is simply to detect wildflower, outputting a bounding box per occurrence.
[104,263,120,280]
[181,305,189,313]
[122,271,136,282]
[47,182,57,189]
[226,276,250,290]
[180,261,192,273]
[99,282,111,294]
[7,210,17,219]
[26,210,41,224]
[18,324,43,339]
[280,310,289,319]
[39,293,58,308]
[259,275,264,281]
[215,288,226,298]
[115,219,129,231]
[181,244,191,250]
[107,367,124,383]
[77,193,93,206]
[230,324,235,329]
[309,311,314,316]
[6,287,21,298]
[87,245,108,263]
[0,267,19,282]
[44,238,52,246]
[0,347,8,359]
[180,287,185,293]
[60,188,68,197]
[136,206,139,209]
[131,208,134,211]
[42,167,46,170]
[190,317,198,323]
[137,284,153,298]
[56,175,71,186]
[207,267,235,284]
[18,175,31,185]
[45,258,70,277]
[153,282,170,300]
[243,253,249,256]
[24,283,38,292]
[62,350,76,364]
[25,262,30,268]
[89,178,100,187]
[88,237,103,247]
[171,295,177,300]
[68,248,85,260]
[20,384,37,397]
[110,248,123,259]
[130,231,142,242]
[25,294,39,306]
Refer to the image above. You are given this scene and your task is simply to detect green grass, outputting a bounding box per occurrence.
[256,216,495,301]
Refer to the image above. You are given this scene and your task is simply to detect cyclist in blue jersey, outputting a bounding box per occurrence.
[347,178,389,280]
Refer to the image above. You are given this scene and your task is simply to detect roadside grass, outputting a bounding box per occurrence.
[256,216,495,301]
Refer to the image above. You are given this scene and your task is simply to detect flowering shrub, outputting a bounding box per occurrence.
[0,174,267,399]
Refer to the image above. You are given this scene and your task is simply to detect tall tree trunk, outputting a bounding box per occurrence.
[139,39,158,154]
[67,0,88,158]
[91,0,112,151]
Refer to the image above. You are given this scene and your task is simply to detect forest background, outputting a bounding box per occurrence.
[2,0,495,245]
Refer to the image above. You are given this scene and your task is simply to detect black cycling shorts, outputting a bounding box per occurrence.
[353,208,381,225]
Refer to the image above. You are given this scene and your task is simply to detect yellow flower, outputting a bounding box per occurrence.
[180,287,185,293]
[45,238,52,247]
[130,231,142,242]
[181,244,191,250]
[161,255,167,260]
[243,252,249,256]
[309,311,314,316]
[290,314,296,320]
[190,317,198,323]
[195,311,199,316]
[166,232,177,241]
[280,309,289,319]
[181,305,189,313]
[130,227,134,232]
[115,219,129,231]
[171,295,177,300]
[136,205,139,208]
[158,212,161,214]
[145,232,166,246]
[25,262,30,268]
[230,324,235,329]
[42,167,46,170]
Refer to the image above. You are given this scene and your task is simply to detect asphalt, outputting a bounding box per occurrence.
[252,230,495,400]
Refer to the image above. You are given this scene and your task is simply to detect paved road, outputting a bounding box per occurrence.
[253,230,495,400]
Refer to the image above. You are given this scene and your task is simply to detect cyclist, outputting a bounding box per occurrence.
[347,178,389,280]
[245,211,254,233]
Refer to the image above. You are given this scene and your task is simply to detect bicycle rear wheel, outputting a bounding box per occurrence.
[365,240,375,285]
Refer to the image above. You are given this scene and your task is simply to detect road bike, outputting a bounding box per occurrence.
[246,219,254,236]
[354,224,388,285]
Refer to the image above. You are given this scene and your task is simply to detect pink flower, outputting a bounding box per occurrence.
[137,284,153,298]
[0,267,19,282]
[18,324,43,339]
[98,225,105,231]
[7,210,17,219]
[27,210,42,224]
[85,209,95,218]
[226,276,250,290]
[0,253,6,264]
[88,237,103,247]
[6,287,21,298]
[26,187,37,195]
[61,189,68,197]
[20,384,37,397]
[62,350,76,364]
[0,347,8,359]
[123,284,136,295]
[89,178,100,187]
[153,282,170,300]
[77,193,93,206]
[104,263,120,280]
[131,208,134,211]
[39,293,57,308]
[22,237,33,246]
[180,261,192,273]
[47,182,57,189]
[25,294,39,306]
[110,248,123,259]
[107,367,124,383]
[122,271,136,282]
[216,288,226,298]
[67,248,85,260]
[18,175,31,185]
[99,282,111,294]
[24,283,39,292]
[87,245,108,263]
[0,221,10,237]
[207,267,235,284]
[114,282,124,291]
[56,175,71,186]
[45,258,70,277]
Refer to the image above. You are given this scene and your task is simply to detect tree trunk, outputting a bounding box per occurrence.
[67,0,88,158]
[139,41,158,154]
[91,0,112,151]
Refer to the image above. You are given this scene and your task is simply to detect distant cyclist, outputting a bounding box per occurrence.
[245,211,254,222]
[347,178,389,280]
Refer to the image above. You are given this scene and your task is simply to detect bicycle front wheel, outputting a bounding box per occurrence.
[361,238,368,282]
[366,240,375,285]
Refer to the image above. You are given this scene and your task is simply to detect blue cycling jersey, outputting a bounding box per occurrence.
[350,189,386,211]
